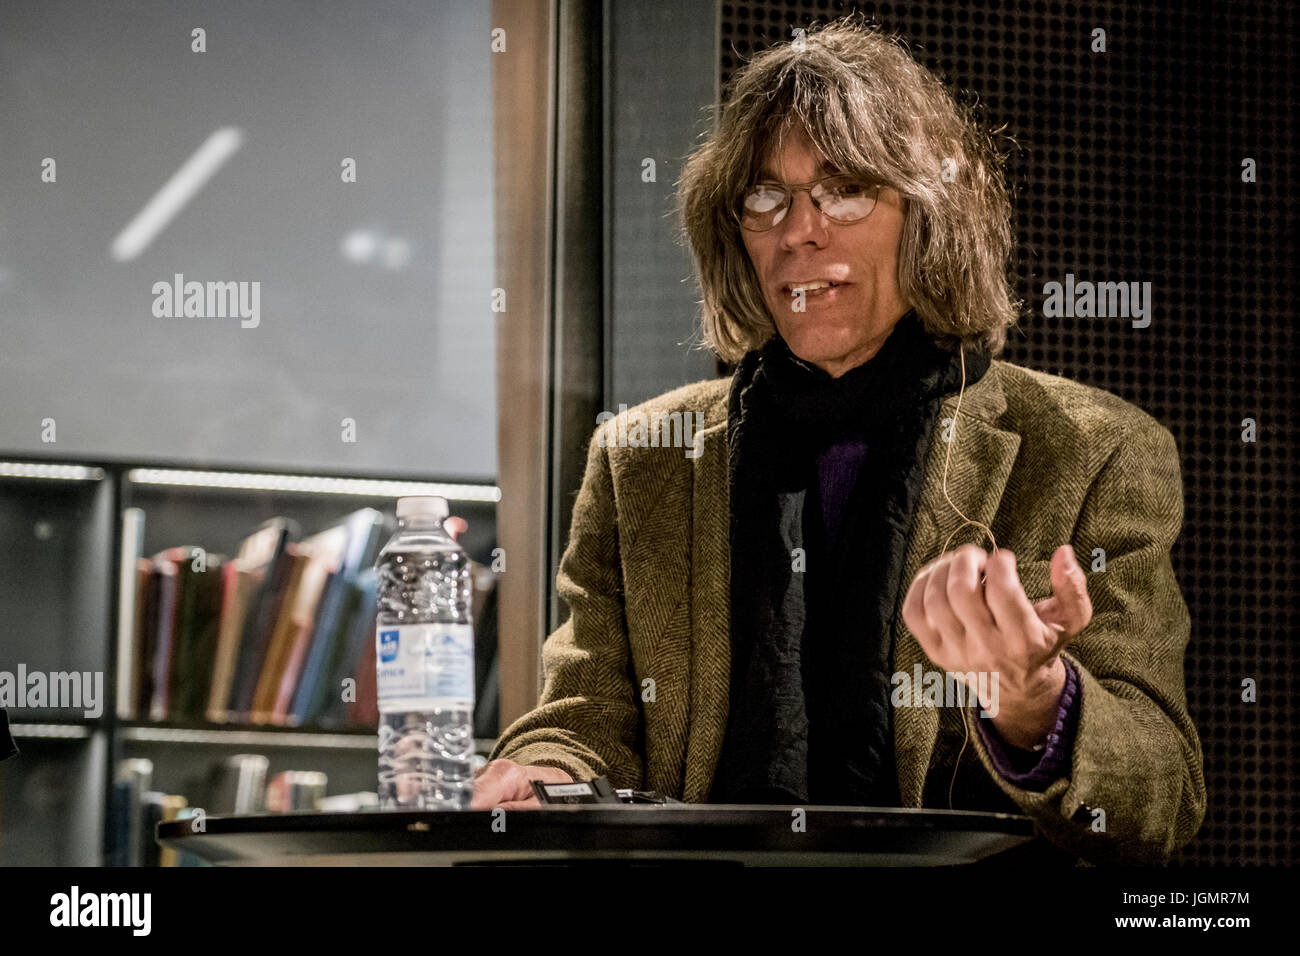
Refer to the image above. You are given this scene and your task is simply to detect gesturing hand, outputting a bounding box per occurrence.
[900,543,1093,749]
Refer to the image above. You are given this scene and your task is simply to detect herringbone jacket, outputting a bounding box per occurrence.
[491,359,1207,864]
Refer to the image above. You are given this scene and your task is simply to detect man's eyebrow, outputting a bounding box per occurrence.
[756,159,842,180]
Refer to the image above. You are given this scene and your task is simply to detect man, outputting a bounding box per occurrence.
[475,17,1205,866]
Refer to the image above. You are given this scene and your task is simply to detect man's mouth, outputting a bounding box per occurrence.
[783,280,846,298]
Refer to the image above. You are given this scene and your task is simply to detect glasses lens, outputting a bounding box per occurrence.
[814,178,877,222]
[739,185,788,230]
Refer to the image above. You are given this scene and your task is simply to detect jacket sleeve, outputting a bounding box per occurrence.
[488,428,645,789]
[965,417,1207,864]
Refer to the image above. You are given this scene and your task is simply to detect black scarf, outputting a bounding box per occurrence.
[709,309,991,805]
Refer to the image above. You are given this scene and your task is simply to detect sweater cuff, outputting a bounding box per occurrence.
[975,658,1080,790]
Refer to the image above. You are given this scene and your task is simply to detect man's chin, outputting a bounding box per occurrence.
[777,324,852,363]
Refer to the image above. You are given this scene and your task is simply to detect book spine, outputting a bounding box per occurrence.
[114,508,145,719]
[149,567,178,722]
[206,561,242,721]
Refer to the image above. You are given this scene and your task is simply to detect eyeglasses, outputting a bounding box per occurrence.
[736,175,881,232]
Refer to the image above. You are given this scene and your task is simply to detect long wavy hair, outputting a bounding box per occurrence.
[677,15,1023,362]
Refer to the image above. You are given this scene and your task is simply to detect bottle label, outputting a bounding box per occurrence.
[375,623,475,708]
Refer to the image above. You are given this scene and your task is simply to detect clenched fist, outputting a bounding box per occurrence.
[900,543,1093,749]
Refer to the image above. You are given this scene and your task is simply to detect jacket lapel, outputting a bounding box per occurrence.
[682,362,1019,806]
[682,416,733,803]
[890,365,1019,805]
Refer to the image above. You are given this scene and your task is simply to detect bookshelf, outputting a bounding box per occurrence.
[0,458,500,866]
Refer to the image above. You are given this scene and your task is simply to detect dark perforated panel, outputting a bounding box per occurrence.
[719,1,1299,865]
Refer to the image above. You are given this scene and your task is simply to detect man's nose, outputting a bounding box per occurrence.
[778,190,829,249]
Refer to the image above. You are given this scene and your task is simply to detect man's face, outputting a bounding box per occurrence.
[740,130,909,378]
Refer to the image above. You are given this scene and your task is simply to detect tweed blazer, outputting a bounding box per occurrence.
[491,359,1207,864]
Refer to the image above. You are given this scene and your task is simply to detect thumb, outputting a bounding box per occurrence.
[1034,544,1093,638]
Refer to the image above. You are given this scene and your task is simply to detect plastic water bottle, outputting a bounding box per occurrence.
[374,496,475,809]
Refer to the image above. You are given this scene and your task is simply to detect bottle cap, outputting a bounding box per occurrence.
[395,496,449,521]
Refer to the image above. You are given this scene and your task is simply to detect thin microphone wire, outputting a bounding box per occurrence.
[939,343,998,561]
[939,342,997,809]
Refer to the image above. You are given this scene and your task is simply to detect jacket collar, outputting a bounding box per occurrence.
[680,359,1020,804]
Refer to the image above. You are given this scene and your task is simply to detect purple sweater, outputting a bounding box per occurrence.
[816,439,1080,791]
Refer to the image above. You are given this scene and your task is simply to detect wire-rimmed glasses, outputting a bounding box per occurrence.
[736,175,881,232]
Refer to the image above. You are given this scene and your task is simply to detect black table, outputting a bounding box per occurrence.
[157,805,1035,866]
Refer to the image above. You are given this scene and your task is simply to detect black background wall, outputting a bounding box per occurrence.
[718,1,1298,865]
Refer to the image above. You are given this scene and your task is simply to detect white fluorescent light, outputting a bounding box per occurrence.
[127,468,500,502]
[110,126,246,262]
[0,461,104,481]
[122,726,374,750]
[8,723,93,739]
[120,726,498,752]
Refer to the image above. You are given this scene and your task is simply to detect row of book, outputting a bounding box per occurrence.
[110,756,378,866]
[115,507,392,728]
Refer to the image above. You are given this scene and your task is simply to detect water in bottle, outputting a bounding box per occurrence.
[374,496,475,809]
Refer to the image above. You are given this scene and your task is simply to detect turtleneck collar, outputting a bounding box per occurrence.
[759,307,929,389]
[728,307,992,478]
